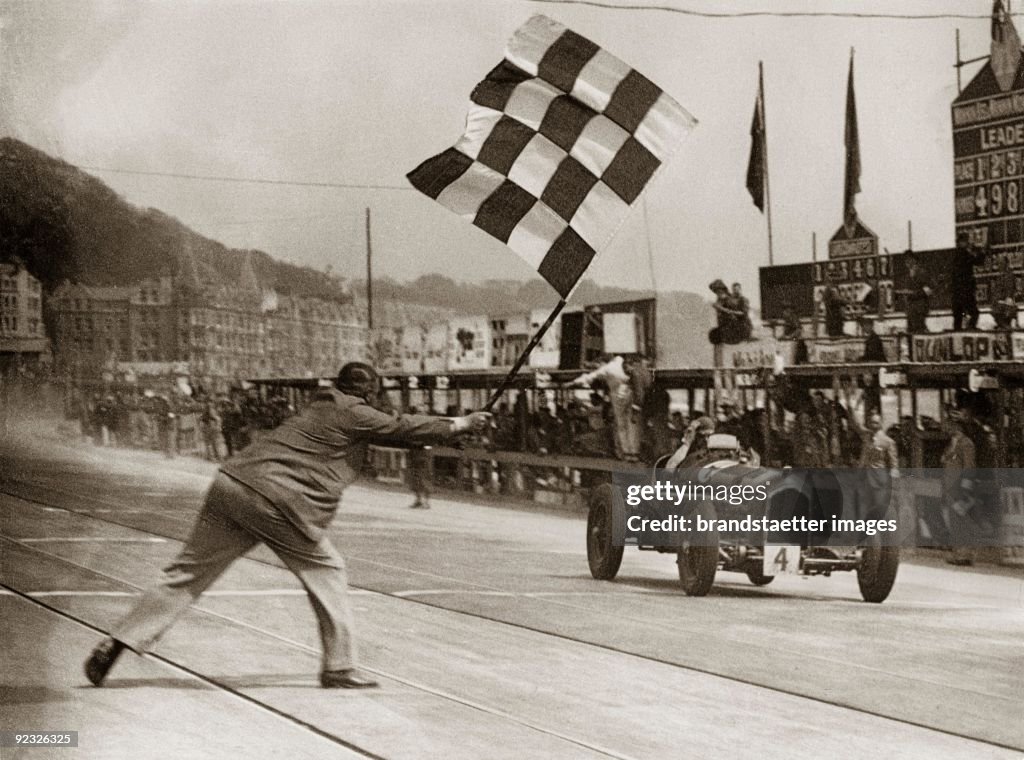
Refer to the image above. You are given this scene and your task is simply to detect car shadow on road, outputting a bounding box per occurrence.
[551,572,825,601]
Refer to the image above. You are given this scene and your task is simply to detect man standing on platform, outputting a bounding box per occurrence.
[952,231,982,331]
[991,257,1018,329]
[84,362,491,689]
[903,257,932,334]
[570,355,641,462]
[823,271,847,338]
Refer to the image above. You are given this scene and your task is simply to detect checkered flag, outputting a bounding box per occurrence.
[408,15,696,298]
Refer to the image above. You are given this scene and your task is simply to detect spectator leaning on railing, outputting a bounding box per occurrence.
[569,355,642,462]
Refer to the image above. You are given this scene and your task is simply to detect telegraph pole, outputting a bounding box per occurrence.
[365,207,373,330]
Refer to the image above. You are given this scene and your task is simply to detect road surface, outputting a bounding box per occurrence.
[2,426,1022,759]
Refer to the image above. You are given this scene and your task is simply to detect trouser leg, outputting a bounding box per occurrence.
[275,545,357,672]
[952,296,964,331]
[229,493,358,672]
[112,476,257,652]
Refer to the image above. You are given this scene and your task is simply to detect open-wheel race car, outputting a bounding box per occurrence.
[586,434,901,603]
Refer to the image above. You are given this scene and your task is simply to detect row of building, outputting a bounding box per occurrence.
[0,255,371,390]
[2,251,672,386]
[1,254,587,390]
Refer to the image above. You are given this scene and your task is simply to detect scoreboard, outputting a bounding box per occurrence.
[952,62,1024,307]
[952,92,1024,248]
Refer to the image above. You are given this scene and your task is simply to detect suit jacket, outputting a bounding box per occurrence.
[222,388,454,540]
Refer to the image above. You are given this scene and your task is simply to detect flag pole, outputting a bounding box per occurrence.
[760,61,775,266]
[483,299,566,412]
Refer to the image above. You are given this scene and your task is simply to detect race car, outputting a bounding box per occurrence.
[585,433,900,603]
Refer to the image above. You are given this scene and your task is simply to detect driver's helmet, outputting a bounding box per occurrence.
[693,416,715,435]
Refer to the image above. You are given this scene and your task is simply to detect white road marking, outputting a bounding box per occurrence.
[0,589,374,598]
[17,537,167,543]
[393,589,659,598]
[82,509,170,514]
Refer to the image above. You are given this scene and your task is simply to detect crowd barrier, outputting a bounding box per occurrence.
[368,444,644,512]
[366,445,1022,565]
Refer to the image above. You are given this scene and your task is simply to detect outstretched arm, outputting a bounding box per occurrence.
[345,402,490,445]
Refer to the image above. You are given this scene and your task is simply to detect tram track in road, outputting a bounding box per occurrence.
[4,479,1023,754]
[1,477,1014,686]
[0,581,388,760]
[0,529,639,760]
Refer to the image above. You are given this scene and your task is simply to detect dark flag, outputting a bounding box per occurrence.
[746,64,767,212]
[991,0,1022,92]
[843,50,861,236]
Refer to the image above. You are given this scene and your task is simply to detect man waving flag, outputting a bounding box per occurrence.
[408,15,695,299]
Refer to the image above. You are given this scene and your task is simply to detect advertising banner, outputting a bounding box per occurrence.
[805,336,899,364]
[447,316,491,370]
[909,331,1012,362]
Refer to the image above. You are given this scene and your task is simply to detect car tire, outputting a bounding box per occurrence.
[857,536,899,603]
[587,484,624,580]
[677,513,718,596]
[745,565,775,586]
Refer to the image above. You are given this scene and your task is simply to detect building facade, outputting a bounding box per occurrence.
[0,259,48,372]
[51,267,367,389]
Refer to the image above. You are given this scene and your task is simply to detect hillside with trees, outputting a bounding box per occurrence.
[1,137,718,365]
[0,137,351,302]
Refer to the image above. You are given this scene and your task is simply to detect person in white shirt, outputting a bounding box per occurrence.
[571,356,641,462]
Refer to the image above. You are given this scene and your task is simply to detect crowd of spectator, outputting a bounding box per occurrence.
[3,362,1002,565]
[64,385,296,461]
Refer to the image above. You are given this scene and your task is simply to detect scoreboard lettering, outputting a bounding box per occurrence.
[953,84,1024,245]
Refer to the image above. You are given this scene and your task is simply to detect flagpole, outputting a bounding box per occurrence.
[483,299,566,412]
[760,61,775,266]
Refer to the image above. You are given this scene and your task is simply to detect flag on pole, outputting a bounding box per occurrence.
[843,49,861,236]
[407,15,695,298]
[991,0,1022,92]
[746,65,767,212]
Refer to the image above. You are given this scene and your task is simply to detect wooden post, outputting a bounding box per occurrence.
[365,208,374,330]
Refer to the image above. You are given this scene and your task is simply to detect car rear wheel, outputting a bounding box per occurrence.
[587,484,624,580]
[857,536,899,603]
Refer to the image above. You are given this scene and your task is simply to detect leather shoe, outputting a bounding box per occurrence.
[85,637,125,686]
[319,668,379,689]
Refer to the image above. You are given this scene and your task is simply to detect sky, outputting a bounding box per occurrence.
[0,0,1008,308]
